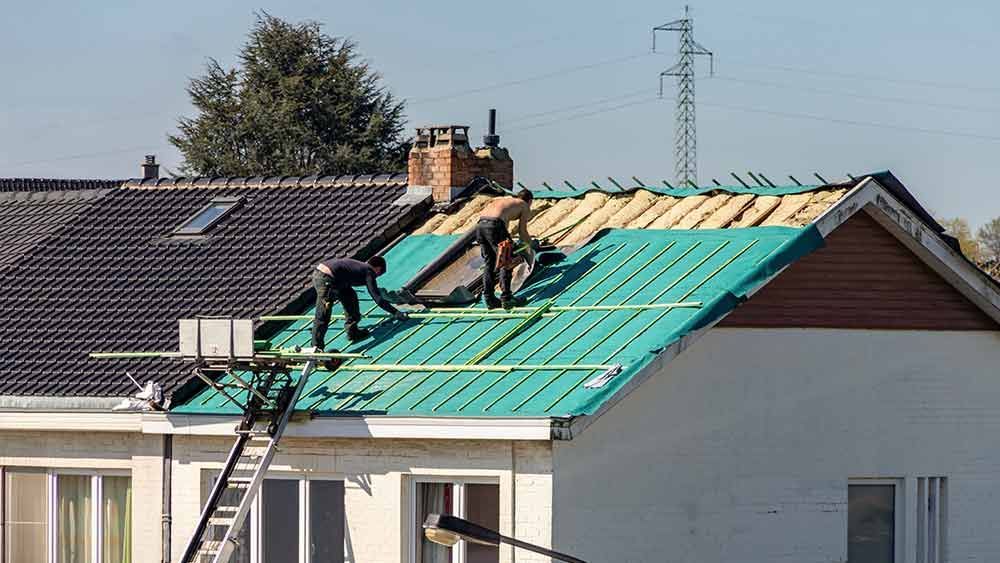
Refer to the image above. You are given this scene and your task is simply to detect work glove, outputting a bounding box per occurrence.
[393,311,410,321]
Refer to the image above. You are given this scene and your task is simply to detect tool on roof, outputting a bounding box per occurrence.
[91,317,351,563]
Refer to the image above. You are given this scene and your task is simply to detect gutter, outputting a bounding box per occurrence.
[0,395,126,410]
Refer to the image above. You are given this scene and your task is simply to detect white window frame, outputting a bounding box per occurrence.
[207,471,345,563]
[1,467,130,563]
[408,476,501,563]
[849,478,905,563]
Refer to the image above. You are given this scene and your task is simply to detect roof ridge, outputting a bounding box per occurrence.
[0,178,125,192]
[124,172,408,189]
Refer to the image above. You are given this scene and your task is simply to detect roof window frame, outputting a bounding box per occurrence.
[172,196,244,236]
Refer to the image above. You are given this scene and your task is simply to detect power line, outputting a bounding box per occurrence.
[710,75,1000,115]
[724,58,1000,94]
[506,97,662,132]
[407,52,650,106]
[504,89,652,124]
[700,100,1000,142]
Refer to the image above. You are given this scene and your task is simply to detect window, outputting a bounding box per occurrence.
[202,474,344,563]
[2,469,132,563]
[917,477,947,563]
[173,197,242,235]
[412,479,499,563]
[849,483,897,563]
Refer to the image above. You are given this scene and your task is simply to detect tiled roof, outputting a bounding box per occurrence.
[0,178,124,192]
[414,183,850,245]
[176,225,824,417]
[0,174,427,397]
[0,189,111,273]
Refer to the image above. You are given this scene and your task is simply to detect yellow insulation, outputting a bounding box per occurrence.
[697,194,754,229]
[731,196,781,227]
[626,196,679,228]
[604,190,658,228]
[412,213,447,235]
[561,195,631,245]
[528,198,581,236]
[760,193,813,226]
[647,195,709,229]
[674,194,732,229]
[547,192,610,242]
[432,195,493,235]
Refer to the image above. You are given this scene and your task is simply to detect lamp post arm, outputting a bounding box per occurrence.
[498,533,588,563]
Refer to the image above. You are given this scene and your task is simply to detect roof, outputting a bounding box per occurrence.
[0,174,427,398]
[0,178,124,192]
[0,188,109,272]
[414,182,850,246]
[175,225,823,417]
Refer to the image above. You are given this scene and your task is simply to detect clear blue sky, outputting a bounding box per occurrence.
[2,0,998,228]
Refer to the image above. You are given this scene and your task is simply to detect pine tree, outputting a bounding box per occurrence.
[169,13,408,176]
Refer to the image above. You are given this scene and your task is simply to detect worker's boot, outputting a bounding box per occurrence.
[483,293,502,310]
[500,294,525,310]
[346,323,370,342]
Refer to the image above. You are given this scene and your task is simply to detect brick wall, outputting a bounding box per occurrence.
[0,430,164,563]
[171,436,553,563]
[408,125,513,202]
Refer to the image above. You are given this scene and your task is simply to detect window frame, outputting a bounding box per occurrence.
[171,196,243,236]
[848,477,905,563]
[2,467,130,563]
[205,471,345,563]
[408,476,501,563]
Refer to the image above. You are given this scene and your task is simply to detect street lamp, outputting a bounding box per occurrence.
[423,513,587,563]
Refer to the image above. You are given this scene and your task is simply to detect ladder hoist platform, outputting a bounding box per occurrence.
[91,318,361,563]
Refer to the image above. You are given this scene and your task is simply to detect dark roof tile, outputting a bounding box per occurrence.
[0,173,428,398]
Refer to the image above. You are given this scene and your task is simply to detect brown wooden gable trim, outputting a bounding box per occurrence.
[720,212,999,330]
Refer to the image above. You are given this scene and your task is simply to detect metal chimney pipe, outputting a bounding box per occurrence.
[483,109,500,148]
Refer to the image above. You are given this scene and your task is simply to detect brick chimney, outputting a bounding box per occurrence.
[407,113,513,202]
[141,155,159,180]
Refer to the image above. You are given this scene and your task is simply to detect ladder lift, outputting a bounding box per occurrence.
[92,318,357,563]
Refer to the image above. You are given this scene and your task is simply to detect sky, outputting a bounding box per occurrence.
[2,0,998,228]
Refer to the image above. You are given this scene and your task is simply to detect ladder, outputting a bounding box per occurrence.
[180,360,317,563]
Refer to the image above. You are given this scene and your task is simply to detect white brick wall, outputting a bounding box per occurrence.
[0,430,164,563]
[553,328,1000,563]
[170,436,554,563]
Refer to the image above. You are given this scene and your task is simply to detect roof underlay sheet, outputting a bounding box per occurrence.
[174,225,824,418]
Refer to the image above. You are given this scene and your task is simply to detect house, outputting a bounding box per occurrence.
[1,127,999,563]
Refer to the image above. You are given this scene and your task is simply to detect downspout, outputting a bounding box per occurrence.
[162,434,173,563]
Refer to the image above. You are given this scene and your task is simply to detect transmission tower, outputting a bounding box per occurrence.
[652,6,713,186]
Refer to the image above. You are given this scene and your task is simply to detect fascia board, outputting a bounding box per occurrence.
[142,413,553,441]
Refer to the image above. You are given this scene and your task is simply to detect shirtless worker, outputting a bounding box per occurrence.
[476,189,535,309]
[311,256,408,348]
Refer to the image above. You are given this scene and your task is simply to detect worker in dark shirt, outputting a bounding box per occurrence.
[311,256,407,347]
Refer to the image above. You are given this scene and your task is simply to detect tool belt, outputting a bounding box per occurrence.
[496,239,516,271]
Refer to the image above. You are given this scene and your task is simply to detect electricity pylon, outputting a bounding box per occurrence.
[653,5,713,187]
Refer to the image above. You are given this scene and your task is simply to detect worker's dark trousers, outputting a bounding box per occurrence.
[476,218,513,303]
[311,270,361,349]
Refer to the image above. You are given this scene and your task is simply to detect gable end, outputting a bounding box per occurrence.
[719,212,998,330]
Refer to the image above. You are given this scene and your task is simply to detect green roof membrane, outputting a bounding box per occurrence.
[174,226,824,418]
[532,183,823,199]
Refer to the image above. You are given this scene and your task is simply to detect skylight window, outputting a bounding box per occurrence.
[173,196,243,235]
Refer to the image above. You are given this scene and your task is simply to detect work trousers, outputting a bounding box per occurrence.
[476,218,513,301]
[311,269,361,349]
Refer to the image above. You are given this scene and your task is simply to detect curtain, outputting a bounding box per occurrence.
[415,483,451,563]
[4,470,48,563]
[57,475,92,563]
[102,477,132,563]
